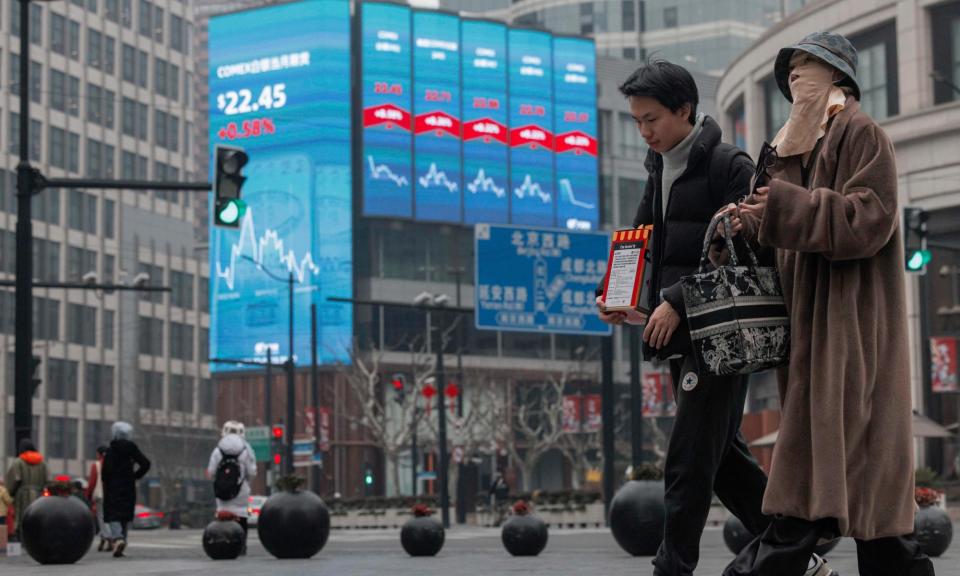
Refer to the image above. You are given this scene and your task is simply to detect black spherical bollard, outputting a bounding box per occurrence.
[202,518,245,560]
[609,480,665,557]
[256,482,330,559]
[915,505,953,558]
[723,515,840,557]
[401,505,445,557]
[501,502,548,557]
[21,494,95,565]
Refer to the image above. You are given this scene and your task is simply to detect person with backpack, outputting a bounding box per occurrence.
[594,60,771,576]
[207,421,257,553]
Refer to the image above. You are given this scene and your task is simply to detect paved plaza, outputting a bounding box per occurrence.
[2,524,958,575]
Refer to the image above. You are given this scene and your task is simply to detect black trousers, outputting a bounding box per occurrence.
[652,355,770,576]
[723,516,935,576]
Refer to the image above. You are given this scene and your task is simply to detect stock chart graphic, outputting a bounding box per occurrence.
[208,0,353,370]
[361,4,598,229]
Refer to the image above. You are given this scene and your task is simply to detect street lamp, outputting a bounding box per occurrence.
[414,291,451,529]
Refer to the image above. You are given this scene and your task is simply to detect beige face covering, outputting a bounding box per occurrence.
[771,56,847,158]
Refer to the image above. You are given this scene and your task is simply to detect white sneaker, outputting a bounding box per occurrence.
[804,553,838,576]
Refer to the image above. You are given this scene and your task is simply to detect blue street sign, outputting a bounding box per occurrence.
[474,224,612,336]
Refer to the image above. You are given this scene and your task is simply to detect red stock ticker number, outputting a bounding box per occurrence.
[217,117,276,141]
[519,104,546,117]
[472,97,500,110]
[564,111,590,123]
[373,82,403,95]
[424,89,452,103]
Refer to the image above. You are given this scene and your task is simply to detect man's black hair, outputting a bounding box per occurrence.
[619,59,699,125]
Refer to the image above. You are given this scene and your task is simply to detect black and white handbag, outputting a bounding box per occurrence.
[680,214,790,376]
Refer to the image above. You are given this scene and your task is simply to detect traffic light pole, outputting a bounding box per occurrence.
[433,313,451,529]
[311,304,321,494]
[286,272,296,476]
[14,0,35,451]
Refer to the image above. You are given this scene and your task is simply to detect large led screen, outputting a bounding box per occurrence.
[359,6,598,230]
[208,0,353,370]
[508,29,554,227]
[413,12,463,222]
[462,20,508,225]
[362,2,413,218]
[553,36,599,231]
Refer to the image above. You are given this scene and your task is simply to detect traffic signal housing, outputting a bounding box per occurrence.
[214,145,249,227]
[270,424,285,467]
[904,207,931,273]
[391,373,406,405]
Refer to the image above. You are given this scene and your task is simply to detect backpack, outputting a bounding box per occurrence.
[213,447,245,501]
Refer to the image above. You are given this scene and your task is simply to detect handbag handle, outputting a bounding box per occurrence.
[698,212,761,273]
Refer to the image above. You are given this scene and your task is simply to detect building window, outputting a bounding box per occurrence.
[67,303,97,346]
[850,22,898,119]
[68,191,98,233]
[170,13,184,52]
[106,0,119,22]
[67,246,97,281]
[663,6,678,28]
[47,417,78,459]
[139,316,164,356]
[85,362,114,404]
[139,0,152,37]
[102,309,114,349]
[103,199,115,238]
[47,358,79,401]
[932,2,960,104]
[617,178,644,228]
[34,297,60,340]
[121,0,132,27]
[122,43,136,83]
[33,239,60,283]
[84,420,111,460]
[104,36,116,75]
[138,262,164,302]
[764,76,790,141]
[618,112,645,159]
[68,20,80,60]
[88,29,103,69]
[51,13,66,54]
[170,375,193,413]
[622,0,636,32]
[137,49,149,88]
[140,370,163,409]
[170,270,194,309]
[32,189,60,226]
[200,379,215,415]
[170,321,194,361]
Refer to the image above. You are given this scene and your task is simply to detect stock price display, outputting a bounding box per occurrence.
[360,3,598,230]
[208,0,354,370]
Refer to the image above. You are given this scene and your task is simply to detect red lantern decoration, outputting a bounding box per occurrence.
[421,384,437,399]
[444,383,459,399]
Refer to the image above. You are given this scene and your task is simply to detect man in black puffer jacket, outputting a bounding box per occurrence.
[596,61,770,576]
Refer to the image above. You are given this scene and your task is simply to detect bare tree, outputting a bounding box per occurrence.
[336,337,433,496]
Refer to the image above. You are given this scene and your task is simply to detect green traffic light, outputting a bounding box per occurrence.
[217,199,246,225]
[907,250,932,271]
[364,474,373,486]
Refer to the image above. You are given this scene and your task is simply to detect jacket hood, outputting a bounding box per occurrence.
[20,451,43,465]
[218,433,247,455]
[644,114,723,173]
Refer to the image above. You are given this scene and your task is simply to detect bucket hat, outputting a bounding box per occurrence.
[774,32,860,102]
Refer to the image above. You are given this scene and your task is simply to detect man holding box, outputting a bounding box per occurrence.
[595,60,772,576]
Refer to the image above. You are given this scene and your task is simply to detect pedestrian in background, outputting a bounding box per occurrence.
[101,422,151,558]
[717,32,935,576]
[85,445,110,552]
[207,421,257,554]
[4,439,48,541]
[0,479,13,552]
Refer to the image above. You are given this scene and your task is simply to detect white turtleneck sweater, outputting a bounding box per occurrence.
[659,113,705,217]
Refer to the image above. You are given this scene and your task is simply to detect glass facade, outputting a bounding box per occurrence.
[932,1,960,104]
